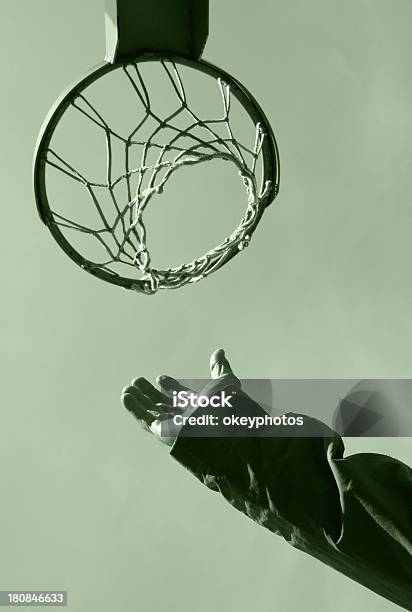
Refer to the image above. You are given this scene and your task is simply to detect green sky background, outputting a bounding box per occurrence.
[2,1,412,610]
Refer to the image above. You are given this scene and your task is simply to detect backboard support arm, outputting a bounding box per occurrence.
[105,0,209,63]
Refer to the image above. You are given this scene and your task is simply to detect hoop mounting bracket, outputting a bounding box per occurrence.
[105,0,209,63]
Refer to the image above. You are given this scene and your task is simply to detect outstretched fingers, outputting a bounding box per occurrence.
[131,377,166,405]
[121,389,155,433]
[122,377,171,427]
[121,376,184,446]
[156,375,196,401]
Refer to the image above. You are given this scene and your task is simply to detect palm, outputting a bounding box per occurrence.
[121,349,238,446]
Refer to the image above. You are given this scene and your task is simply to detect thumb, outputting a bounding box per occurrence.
[210,348,235,379]
[200,349,241,397]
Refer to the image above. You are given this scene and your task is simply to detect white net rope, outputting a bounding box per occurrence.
[45,59,271,293]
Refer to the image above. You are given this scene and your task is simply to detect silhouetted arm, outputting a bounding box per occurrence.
[171,418,412,611]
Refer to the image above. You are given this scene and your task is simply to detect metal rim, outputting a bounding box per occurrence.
[33,53,280,292]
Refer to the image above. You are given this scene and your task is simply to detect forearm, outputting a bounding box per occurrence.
[171,419,412,611]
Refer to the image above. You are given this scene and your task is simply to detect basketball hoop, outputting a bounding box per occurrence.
[33,1,280,294]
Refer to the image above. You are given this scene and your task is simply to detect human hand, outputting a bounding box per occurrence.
[121,349,239,447]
